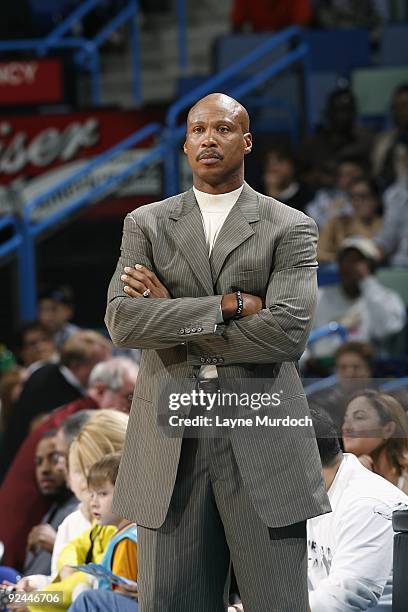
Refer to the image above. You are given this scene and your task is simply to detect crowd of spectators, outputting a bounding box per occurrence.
[231,0,404,35]
[0,77,407,610]
[261,81,408,382]
[0,3,407,610]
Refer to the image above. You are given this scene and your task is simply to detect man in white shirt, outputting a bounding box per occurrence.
[308,409,408,611]
[311,237,406,357]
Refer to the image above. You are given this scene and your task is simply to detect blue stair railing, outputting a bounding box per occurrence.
[0,26,311,322]
[15,121,163,321]
[0,0,141,105]
[0,216,21,260]
[308,322,348,346]
[303,323,347,395]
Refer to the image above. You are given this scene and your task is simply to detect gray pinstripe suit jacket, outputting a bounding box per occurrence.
[105,182,331,529]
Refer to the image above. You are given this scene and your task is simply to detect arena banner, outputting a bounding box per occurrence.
[0,59,63,104]
[0,108,164,219]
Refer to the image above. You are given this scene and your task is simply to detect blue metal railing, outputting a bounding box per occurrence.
[308,322,348,346]
[380,378,408,392]
[0,0,141,105]
[0,216,21,260]
[304,374,338,396]
[24,123,162,222]
[0,26,312,322]
[17,122,162,320]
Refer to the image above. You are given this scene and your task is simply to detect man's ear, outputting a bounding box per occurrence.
[244,132,252,155]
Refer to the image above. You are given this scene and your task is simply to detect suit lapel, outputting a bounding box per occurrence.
[169,189,214,295]
[210,182,260,284]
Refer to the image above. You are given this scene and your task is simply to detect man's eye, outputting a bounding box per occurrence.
[218,126,229,132]
[193,127,204,133]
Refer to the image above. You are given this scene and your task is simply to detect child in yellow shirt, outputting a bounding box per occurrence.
[23,453,137,612]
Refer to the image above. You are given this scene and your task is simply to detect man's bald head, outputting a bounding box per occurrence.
[188,93,250,133]
[184,92,252,193]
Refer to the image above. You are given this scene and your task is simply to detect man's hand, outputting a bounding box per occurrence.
[121,264,171,298]
[59,565,75,580]
[114,582,138,599]
[15,577,35,593]
[120,265,263,320]
[27,524,57,553]
[221,293,264,320]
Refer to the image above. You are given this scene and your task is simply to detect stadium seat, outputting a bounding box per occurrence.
[214,34,289,74]
[301,28,370,75]
[352,67,408,117]
[376,268,408,357]
[377,268,408,304]
[379,25,408,66]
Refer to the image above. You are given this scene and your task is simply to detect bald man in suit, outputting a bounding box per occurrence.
[106,93,330,612]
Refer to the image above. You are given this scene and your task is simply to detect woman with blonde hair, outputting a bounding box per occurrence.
[342,389,408,494]
[68,409,128,479]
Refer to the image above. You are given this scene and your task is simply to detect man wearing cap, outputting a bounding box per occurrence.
[311,237,406,358]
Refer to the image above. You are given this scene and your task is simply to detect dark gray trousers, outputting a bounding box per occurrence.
[138,434,308,612]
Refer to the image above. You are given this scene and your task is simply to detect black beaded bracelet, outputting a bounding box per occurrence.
[235,289,244,318]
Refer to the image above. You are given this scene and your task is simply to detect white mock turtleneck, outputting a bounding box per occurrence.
[193,184,244,254]
[193,184,244,379]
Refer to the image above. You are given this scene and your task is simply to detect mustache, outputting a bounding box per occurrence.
[197,149,223,161]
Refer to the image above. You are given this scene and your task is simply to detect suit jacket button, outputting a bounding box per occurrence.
[206,357,212,363]
[185,328,191,334]
[218,357,224,364]
[191,327,197,333]
[200,357,206,363]
[179,328,185,334]
[212,358,218,364]
[197,326,203,332]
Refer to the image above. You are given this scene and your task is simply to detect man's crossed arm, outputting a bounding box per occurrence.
[105,213,318,364]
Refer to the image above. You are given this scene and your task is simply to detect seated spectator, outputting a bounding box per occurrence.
[231,0,312,32]
[262,145,313,212]
[308,341,375,431]
[0,358,137,570]
[299,88,374,191]
[306,158,365,228]
[374,151,408,267]
[308,409,408,611]
[38,285,80,350]
[14,412,94,592]
[342,390,408,495]
[67,454,138,612]
[0,330,112,477]
[318,177,383,263]
[311,237,406,358]
[14,321,58,375]
[24,432,77,575]
[372,83,408,190]
[0,430,77,584]
[21,419,129,611]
